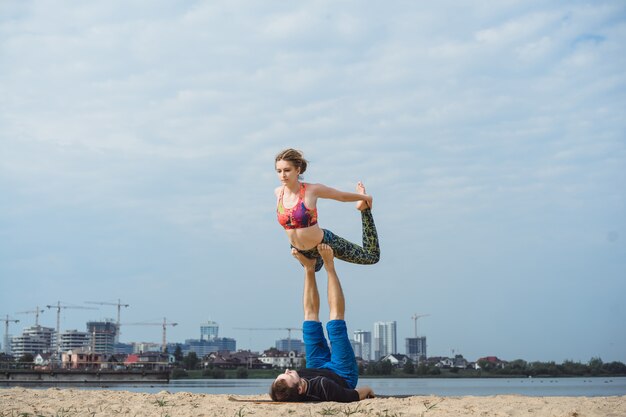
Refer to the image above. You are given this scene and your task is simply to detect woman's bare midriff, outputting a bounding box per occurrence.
[285,224,324,250]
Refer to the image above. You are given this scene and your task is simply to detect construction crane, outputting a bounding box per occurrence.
[84,299,130,341]
[46,302,98,354]
[122,318,178,353]
[411,313,430,338]
[2,315,19,355]
[234,327,303,352]
[16,306,45,326]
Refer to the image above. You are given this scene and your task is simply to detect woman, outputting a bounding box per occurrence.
[275,148,380,271]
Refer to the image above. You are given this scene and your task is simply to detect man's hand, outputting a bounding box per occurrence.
[356,386,375,400]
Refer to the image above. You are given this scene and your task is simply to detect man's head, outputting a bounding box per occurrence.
[270,369,306,402]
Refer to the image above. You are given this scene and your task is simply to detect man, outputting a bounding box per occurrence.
[270,244,375,402]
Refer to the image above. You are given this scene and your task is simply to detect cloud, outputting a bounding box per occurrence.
[1,1,625,360]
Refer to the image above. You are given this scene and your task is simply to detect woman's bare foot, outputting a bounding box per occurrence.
[317,243,335,269]
[355,181,373,211]
[291,248,316,269]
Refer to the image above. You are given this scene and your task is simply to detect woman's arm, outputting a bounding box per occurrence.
[310,183,372,205]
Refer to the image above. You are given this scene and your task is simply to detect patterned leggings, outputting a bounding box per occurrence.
[295,208,380,272]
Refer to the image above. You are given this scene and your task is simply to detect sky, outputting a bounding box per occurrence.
[1,1,625,364]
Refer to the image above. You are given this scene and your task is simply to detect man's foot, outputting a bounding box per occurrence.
[317,244,335,269]
[291,248,316,269]
[355,181,373,211]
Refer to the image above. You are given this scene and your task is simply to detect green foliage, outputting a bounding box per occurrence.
[487,357,626,377]
[234,406,254,417]
[264,347,280,355]
[170,367,189,379]
[375,410,402,417]
[412,363,441,376]
[183,351,199,370]
[603,361,626,374]
[173,344,184,363]
[477,359,495,372]
[379,360,393,375]
[342,403,368,416]
[560,360,587,375]
[18,353,34,363]
[507,359,528,372]
[588,357,603,375]
[236,367,249,379]
[419,399,443,417]
[403,360,415,374]
[415,363,429,375]
[428,366,441,376]
[153,398,168,407]
[186,357,626,379]
[211,368,226,379]
[527,361,559,376]
[364,360,393,375]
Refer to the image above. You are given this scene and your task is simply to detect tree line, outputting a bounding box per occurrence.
[360,357,626,377]
[172,347,626,378]
[477,357,626,377]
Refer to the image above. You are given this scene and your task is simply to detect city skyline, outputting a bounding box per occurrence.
[7,302,439,358]
[1,2,624,364]
[0,296,622,362]
[5,310,431,354]
[0,311,521,364]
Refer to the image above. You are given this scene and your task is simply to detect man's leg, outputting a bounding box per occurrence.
[292,249,330,369]
[294,249,320,322]
[317,244,359,389]
[321,245,345,321]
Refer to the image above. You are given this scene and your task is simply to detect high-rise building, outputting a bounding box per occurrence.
[405,337,427,363]
[353,330,372,361]
[373,321,397,360]
[11,325,55,357]
[210,337,236,352]
[180,321,236,357]
[275,338,304,354]
[134,342,161,353]
[86,320,117,354]
[59,330,90,352]
[182,337,237,357]
[113,342,134,354]
[200,321,219,341]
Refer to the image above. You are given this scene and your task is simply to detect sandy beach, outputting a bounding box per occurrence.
[1,388,625,417]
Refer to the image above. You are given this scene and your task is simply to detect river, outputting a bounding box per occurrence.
[18,377,626,397]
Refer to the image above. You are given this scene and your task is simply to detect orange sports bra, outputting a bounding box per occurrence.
[277,183,318,230]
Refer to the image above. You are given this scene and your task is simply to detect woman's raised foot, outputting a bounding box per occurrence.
[355,181,372,211]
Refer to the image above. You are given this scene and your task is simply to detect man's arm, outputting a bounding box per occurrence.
[316,377,360,403]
